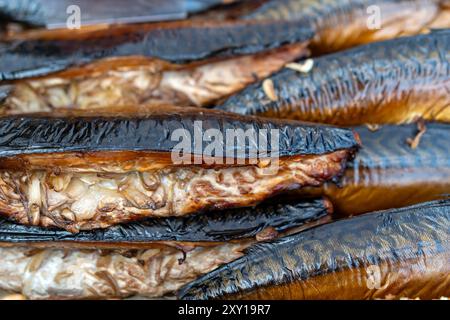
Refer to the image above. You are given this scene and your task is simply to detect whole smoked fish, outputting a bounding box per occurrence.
[0,19,311,111]
[218,31,450,125]
[0,106,359,231]
[300,122,450,216]
[179,199,450,300]
[244,0,450,53]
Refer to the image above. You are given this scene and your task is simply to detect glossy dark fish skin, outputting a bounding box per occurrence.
[0,19,312,81]
[0,0,241,26]
[0,198,329,246]
[300,122,450,216]
[244,0,450,53]
[185,0,243,13]
[0,0,43,26]
[218,31,450,125]
[179,199,450,300]
[190,0,266,21]
[0,107,359,159]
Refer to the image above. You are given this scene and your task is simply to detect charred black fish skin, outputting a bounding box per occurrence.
[0,0,44,26]
[0,198,329,245]
[217,30,450,125]
[351,123,450,172]
[178,199,450,300]
[0,19,312,81]
[185,0,243,13]
[0,108,359,159]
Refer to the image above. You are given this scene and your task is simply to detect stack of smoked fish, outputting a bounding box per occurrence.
[0,0,448,300]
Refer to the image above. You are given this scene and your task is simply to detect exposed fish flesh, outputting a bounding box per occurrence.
[0,242,247,299]
[0,43,309,112]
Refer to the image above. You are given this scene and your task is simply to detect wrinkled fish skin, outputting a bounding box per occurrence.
[218,30,450,125]
[0,198,329,245]
[0,19,312,81]
[185,0,242,13]
[0,0,44,26]
[0,0,241,26]
[0,107,359,159]
[179,199,450,300]
[190,0,266,20]
[300,122,450,216]
[244,0,450,53]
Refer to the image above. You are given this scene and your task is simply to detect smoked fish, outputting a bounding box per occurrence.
[179,199,450,300]
[244,0,450,53]
[218,31,450,125]
[0,19,311,110]
[300,122,450,217]
[0,106,359,231]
